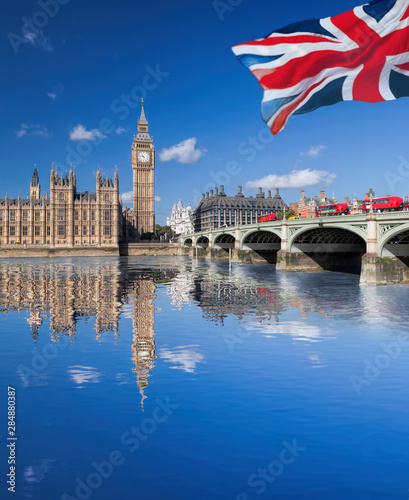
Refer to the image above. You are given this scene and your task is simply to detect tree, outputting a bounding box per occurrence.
[140,232,155,241]
[277,208,297,221]
[152,225,175,240]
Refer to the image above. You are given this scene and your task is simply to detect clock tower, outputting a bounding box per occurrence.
[132,100,155,237]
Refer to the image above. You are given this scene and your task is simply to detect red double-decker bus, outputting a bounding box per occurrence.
[258,213,277,222]
[362,196,403,213]
[316,203,350,217]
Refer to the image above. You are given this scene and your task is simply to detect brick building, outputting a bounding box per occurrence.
[297,190,337,218]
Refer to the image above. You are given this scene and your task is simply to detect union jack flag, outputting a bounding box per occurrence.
[232,0,409,134]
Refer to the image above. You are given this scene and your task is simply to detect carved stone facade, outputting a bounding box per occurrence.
[167,200,194,236]
[0,167,120,246]
[131,99,155,237]
[0,104,155,246]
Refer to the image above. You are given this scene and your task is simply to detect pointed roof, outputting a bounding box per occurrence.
[32,166,39,182]
[32,166,40,187]
[135,100,152,143]
[138,98,148,125]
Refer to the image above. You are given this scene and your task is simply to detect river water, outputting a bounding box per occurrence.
[0,256,408,500]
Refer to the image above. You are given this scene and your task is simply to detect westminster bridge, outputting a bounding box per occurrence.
[182,212,409,285]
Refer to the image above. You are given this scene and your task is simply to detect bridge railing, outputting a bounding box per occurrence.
[376,211,409,219]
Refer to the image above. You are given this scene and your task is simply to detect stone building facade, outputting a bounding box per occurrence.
[0,103,155,246]
[0,167,120,246]
[167,200,194,236]
[131,99,155,236]
[193,186,288,232]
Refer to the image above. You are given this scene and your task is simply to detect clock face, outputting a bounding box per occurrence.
[138,151,150,163]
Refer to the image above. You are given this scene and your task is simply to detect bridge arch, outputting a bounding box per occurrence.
[183,238,193,248]
[242,230,281,250]
[214,233,235,250]
[289,225,367,274]
[379,222,409,257]
[241,228,281,248]
[289,224,367,252]
[196,236,209,248]
[240,230,281,264]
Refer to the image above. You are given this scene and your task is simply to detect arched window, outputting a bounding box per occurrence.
[59,193,64,201]
[105,194,110,202]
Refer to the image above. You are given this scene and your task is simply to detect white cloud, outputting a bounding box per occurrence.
[121,191,133,205]
[47,84,64,100]
[245,169,336,190]
[121,193,161,205]
[67,365,103,386]
[16,123,50,139]
[69,125,106,141]
[23,26,53,52]
[300,145,326,157]
[240,321,334,343]
[159,138,206,164]
[115,127,127,135]
[24,459,54,484]
[159,345,205,373]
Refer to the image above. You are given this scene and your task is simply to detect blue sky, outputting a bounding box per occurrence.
[2,0,409,223]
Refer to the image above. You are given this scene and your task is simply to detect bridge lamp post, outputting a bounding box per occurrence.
[369,193,374,214]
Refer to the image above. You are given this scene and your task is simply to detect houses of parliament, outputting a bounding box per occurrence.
[0,102,155,246]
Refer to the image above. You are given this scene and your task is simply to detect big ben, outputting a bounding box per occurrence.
[132,100,155,237]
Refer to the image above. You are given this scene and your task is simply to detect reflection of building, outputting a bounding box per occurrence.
[167,273,196,309]
[167,200,194,236]
[0,262,122,339]
[27,308,43,341]
[192,279,283,325]
[0,261,158,408]
[130,278,157,409]
[194,186,288,232]
[0,103,155,245]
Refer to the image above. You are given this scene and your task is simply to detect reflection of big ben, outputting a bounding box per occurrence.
[132,99,155,237]
[131,278,157,410]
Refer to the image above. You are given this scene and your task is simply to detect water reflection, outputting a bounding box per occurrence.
[0,260,161,408]
[4,258,409,500]
[0,261,122,339]
[2,257,409,408]
[159,345,205,373]
[130,277,156,408]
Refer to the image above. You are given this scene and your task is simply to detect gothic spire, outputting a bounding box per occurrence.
[139,98,148,125]
[135,100,152,142]
[32,166,39,187]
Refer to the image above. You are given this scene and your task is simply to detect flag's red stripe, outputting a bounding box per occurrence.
[401,5,409,21]
[271,78,327,134]
[252,49,353,90]
[235,35,339,48]
[331,9,380,46]
[352,58,384,101]
[252,26,409,93]
[397,62,409,71]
